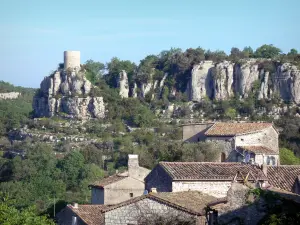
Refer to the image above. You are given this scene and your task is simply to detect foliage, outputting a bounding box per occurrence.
[254,44,281,59]
[279,148,300,165]
[0,201,55,225]
[0,81,35,135]
[83,60,105,85]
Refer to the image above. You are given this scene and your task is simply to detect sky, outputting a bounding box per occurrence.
[1,0,299,88]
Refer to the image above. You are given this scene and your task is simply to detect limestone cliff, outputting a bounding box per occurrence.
[186,61,214,101]
[117,70,129,98]
[33,69,106,119]
[0,92,21,100]
[186,59,300,104]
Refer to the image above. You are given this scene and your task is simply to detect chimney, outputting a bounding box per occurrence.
[128,154,139,177]
[151,188,157,193]
[72,202,78,208]
[261,164,267,176]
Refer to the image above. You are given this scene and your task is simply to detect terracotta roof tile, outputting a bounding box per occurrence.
[205,122,273,136]
[103,191,217,215]
[237,146,276,154]
[160,162,267,181]
[267,165,300,192]
[89,172,128,188]
[68,204,109,225]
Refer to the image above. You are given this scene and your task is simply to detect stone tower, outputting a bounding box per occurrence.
[64,51,81,70]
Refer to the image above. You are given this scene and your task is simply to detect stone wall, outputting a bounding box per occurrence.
[235,126,279,153]
[104,198,200,225]
[182,123,214,142]
[255,154,279,166]
[56,206,86,225]
[0,92,20,100]
[172,181,232,198]
[145,165,172,192]
[104,177,146,205]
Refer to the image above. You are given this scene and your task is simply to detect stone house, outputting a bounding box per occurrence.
[145,162,268,198]
[182,122,279,166]
[89,155,150,205]
[56,191,217,225]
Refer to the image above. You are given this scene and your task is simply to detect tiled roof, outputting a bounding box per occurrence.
[103,191,217,216]
[205,122,273,136]
[68,204,109,225]
[237,146,277,154]
[89,172,128,188]
[267,165,300,192]
[160,162,268,181]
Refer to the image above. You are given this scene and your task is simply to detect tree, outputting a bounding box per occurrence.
[106,57,136,87]
[254,44,281,59]
[225,107,237,120]
[83,60,105,85]
[288,48,298,56]
[279,148,300,165]
[242,46,254,58]
[59,151,85,189]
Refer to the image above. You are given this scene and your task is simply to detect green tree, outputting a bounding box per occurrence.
[83,60,105,85]
[254,44,281,58]
[279,148,300,165]
[288,48,298,56]
[242,46,254,58]
[59,151,85,189]
[225,107,237,120]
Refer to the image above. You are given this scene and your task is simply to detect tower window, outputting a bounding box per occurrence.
[130,193,133,198]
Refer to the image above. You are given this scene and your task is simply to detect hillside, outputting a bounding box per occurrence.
[1,45,300,219]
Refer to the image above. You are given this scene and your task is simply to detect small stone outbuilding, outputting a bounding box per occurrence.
[89,154,150,205]
[145,162,268,197]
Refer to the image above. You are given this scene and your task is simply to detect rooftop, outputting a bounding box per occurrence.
[159,162,268,181]
[237,145,277,154]
[267,165,300,192]
[67,204,109,225]
[205,122,273,136]
[103,191,218,215]
[89,172,128,188]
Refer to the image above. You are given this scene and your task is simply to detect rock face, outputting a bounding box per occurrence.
[0,92,21,100]
[33,69,106,119]
[186,59,300,104]
[212,61,234,100]
[118,70,129,98]
[186,61,214,101]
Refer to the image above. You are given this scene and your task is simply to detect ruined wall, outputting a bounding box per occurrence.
[104,198,199,225]
[172,181,232,198]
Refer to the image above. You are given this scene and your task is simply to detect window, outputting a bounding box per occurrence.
[129,193,133,198]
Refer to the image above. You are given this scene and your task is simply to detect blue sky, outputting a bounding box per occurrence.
[1,0,299,88]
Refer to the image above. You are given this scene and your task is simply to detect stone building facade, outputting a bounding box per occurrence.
[57,191,215,225]
[89,154,150,205]
[145,162,268,198]
[182,122,279,166]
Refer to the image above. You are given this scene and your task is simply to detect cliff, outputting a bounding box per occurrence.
[33,69,106,119]
[188,59,300,103]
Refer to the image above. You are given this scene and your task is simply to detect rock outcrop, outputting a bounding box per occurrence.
[33,69,105,119]
[212,61,234,100]
[0,92,21,100]
[186,61,214,101]
[186,59,300,104]
[117,70,129,98]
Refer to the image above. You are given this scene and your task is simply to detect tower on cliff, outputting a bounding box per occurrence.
[64,51,81,70]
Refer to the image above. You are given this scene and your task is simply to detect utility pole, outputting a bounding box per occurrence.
[53,195,56,217]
